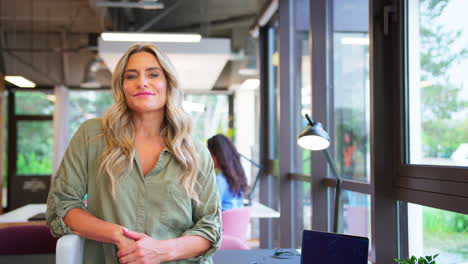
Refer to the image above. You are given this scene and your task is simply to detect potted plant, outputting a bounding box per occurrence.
[394,254,439,264]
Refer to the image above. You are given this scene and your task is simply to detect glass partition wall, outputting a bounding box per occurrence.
[331,0,371,241]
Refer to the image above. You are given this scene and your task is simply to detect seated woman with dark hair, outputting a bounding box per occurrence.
[207,134,248,211]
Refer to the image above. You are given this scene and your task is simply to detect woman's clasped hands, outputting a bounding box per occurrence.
[117,228,176,264]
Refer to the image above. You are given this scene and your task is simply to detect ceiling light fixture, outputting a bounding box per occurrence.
[340,37,369,45]
[241,79,260,90]
[4,76,36,88]
[96,0,164,10]
[101,32,202,43]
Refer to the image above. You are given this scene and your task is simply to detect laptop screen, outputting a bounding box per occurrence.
[301,230,369,264]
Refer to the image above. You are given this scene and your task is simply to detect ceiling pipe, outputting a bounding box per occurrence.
[136,0,183,32]
[250,0,278,38]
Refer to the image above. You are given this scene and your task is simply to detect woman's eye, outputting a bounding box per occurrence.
[149,73,159,78]
[125,75,137,80]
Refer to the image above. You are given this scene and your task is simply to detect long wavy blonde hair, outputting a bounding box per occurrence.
[99,43,200,202]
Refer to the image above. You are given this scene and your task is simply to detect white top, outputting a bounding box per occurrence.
[0,204,47,223]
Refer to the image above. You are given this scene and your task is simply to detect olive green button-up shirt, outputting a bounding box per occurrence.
[46,118,222,264]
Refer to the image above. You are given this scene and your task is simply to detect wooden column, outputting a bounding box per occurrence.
[0,74,5,214]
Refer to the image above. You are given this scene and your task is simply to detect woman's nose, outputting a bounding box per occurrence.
[137,76,148,87]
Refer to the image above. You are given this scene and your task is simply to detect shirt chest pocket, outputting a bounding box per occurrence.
[145,181,194,232]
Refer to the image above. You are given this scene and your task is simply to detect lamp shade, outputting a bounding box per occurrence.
[297,115,331,151]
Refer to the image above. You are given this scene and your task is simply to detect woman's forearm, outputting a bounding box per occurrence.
[63,208,129,247]
[169,235,211,261]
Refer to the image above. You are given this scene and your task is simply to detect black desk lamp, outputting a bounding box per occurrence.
[297,113,342,233]
[238,152,265,206]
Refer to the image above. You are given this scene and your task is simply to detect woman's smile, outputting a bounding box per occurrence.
[134,91,155,97]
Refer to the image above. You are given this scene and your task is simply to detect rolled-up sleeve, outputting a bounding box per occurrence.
[182,156,222,262]
[46,123,89,238]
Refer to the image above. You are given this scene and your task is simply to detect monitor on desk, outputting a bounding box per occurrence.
[301,230,369,264]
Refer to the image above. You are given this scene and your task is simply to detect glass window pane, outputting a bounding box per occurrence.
[17,121,53,175]
[300,35,311,176]
[302,181,312,231]
[271,22,281,249]
[338,190,371,257]
[296,0,311,245]
[408,203,468,263]
[68,90,113,136]
[15,91,54,115]
[407,0,468,166]
[272,27,279,160]
[184,94,229,142]
[2,91,7,208]
[332,13,370,183]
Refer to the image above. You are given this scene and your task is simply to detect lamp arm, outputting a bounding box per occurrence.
[323,149,341,181]
[246,167,264,206]
[238,152,264,169]
[238,153,265,206]
[323,149,343,233]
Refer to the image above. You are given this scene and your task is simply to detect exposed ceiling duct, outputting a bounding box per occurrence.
[80,55,109,88]
[98,37,231,91]
[0,0,267,90]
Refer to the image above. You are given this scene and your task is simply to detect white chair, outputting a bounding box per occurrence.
[56,234,84,264]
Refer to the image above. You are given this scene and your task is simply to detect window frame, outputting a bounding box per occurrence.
[7,87,54,211]
[393,0,468,215]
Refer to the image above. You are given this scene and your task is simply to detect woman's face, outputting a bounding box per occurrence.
[122,51,168,114]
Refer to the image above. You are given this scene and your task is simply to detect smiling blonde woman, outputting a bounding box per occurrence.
[46,43,222,264]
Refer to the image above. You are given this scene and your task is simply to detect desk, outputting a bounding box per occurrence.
[214,249,300,264]
[0,202,280,222]
[0,221,46,229]
[0,204,47,229]
[246,201,280,218]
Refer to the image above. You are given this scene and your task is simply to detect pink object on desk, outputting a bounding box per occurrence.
[220,207,251,250]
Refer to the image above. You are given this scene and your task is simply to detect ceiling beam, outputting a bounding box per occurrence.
[2,50,61,84]
[161,14,256,33]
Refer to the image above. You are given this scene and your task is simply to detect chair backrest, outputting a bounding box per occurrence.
[221,207,251,241]
[220,236,250,250]
[0,225,57,255]
[56,234,85,264]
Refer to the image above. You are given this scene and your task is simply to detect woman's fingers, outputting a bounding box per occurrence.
[123,228,147,240]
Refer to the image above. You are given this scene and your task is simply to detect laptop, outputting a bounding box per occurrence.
[301,230,369,264]
[28,212,46,221]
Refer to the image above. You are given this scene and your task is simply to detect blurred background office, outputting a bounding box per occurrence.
[0,0,467,263]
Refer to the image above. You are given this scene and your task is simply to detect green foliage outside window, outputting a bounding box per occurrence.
[420,0,468,159]
[394,254,439,264]
[17,121,53,175]
[16,153,52,175]
[424,207,468,233]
